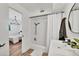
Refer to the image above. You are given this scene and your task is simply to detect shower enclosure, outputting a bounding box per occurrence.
[31,16,47,48]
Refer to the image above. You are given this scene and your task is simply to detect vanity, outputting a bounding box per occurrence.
[48,40,79,56]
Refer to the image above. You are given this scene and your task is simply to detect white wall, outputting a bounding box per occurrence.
[46,15,53,51]
[47,13,63,51]
[52,13,63,40]
[29,10,52,17]
[0,4,9,56]
[9,4,32,53]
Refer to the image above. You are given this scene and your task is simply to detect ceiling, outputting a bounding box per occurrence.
[19,3,71,17]
[19,3,69,13]
[52,3,69,12]
[20,3,52,12]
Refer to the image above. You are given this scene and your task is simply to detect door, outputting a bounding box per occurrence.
[9,8,22,56]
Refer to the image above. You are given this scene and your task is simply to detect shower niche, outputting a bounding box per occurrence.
[31,16,47,47]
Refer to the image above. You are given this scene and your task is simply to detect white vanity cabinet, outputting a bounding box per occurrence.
[48,40,76,56]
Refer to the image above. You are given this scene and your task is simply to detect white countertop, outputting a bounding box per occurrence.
[48,40,79,56]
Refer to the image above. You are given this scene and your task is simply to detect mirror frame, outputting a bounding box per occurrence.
[68,3,79,34]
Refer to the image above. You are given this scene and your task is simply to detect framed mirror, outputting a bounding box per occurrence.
[68,3,79,34]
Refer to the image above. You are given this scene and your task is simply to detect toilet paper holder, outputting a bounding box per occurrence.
[0,43,5,47]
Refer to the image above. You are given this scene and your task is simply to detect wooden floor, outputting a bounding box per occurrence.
[9,41,22,56]
[9,41,34,56]
[22,49,34,56]
[42,52,48,56]
[9,41,48,56]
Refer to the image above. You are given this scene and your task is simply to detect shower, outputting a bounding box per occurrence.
[31,16,47,47]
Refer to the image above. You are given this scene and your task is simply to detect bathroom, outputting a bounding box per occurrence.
[0,3,79,56]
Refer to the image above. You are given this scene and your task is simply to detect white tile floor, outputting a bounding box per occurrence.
[31,49,43,56]
[31,44,47,56]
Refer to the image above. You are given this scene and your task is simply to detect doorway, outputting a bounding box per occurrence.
[9,8,22,56]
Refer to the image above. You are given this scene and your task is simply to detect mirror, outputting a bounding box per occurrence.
[68,3,79,34]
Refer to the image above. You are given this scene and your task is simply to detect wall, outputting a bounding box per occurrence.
[29,10,52,17]
[0,4,9,56]
[64,3,79,39]
[47,13,63,51]
[46,15,53,51]
[9,4,32,53]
